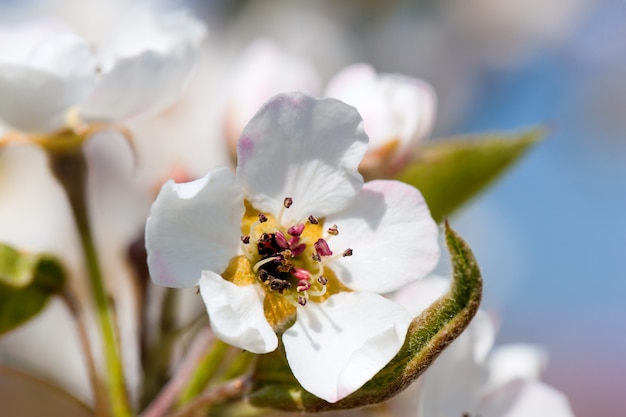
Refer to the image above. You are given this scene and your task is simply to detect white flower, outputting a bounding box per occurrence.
[0,8,205,135]
[392,277,576,417]
[145,92,440,403]
[223,41,435,172]
[325,63,436,169]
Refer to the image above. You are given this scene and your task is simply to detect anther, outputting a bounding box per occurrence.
[342,248,354,257]
[275,231,289,249]
[269,278,291,293]
[287,223,305,236]
[297,296,307,306]
[297,280,311,292]
[308,215,318,224]
[327,224,339,235]
[317,276,328,285]
[314,239,333,257]
[312,252,321,262]
[283,197,293,208]
[258,213,268,223]
[258,269,270,282]
[240,235,250,244]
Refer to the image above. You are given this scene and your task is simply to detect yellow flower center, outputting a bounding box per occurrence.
[221,198,352,333]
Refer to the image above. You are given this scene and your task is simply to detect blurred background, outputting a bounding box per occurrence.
[0,0,625,416]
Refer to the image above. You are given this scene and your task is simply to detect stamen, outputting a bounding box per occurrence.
[291,243,306,257]
[291,267,311,281]
[342,248,354,257]
[297,296,307,306]
[258,213,268,223]
[327,224,339,235]
[283,197,293,208]
[240,235,250,244]
[287,223,305,237]
[297,280,311,292]
[311,252,321,262]
[308,285,327,297]
[308,215,319,224]
[275,231,289,249]
[314,238,333,257]
[269,277,291,293]
[253,256,281,272]
[317,276,328,285]
[258,269,270,282]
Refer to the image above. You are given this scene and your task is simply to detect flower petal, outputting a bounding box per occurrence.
[79,8,206,122]
[486,344,548,388]
[224,39,322,145]
[0,21,96,132]
[325,180,439,293]
[145,166,243,288]
[282,292,411,403]
[481,380,575,417]
[416,312,495,417]
[236,92,368,224]
[388,275,450,316]
[325,63,436,156]
[199,271,277,354]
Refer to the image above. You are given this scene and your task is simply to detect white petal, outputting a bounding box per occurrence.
[199,271,277,354]
[481,380,576,417]
[325,63,436,156]
[79,8,206,121]
[486,344,548,389]
[224,39,322,142]
[236,92,368,224]
[389,275,450,317]
[325,180,439,293]
[0,21,96,132]
[416,312,495,417]
[145,167,243,288]
[282,292,411,403]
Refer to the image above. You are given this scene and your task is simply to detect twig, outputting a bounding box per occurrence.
[140,329,213,417]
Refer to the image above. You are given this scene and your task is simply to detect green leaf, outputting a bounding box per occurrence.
[397,129,544,223]
[0,244,66,335]
[248,222,482,412]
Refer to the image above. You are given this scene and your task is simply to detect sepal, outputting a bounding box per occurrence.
[397,128,544,223]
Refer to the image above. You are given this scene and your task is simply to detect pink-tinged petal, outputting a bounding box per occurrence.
[79,8,206,122]
[325,63,436,157]
[325,180,439,293]
[480,380,575,417]
[486,344,548,388]
[282,292,411,403]
[224,39,322,144]
[236,93,368,224]
[145,167,243,288]
[199,271,277,354]
[0,21,96,132]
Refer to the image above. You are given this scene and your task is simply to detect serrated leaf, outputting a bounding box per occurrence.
[397,129,544,223]
[0,244,66,335]
[248,223,482,412]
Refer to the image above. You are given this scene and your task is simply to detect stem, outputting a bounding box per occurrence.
[168,378,250,417]
[49,146,133,417]
[140,288,179,407]
[60,289,109,417]
[176,339,230,405]
[140,329,213,417]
